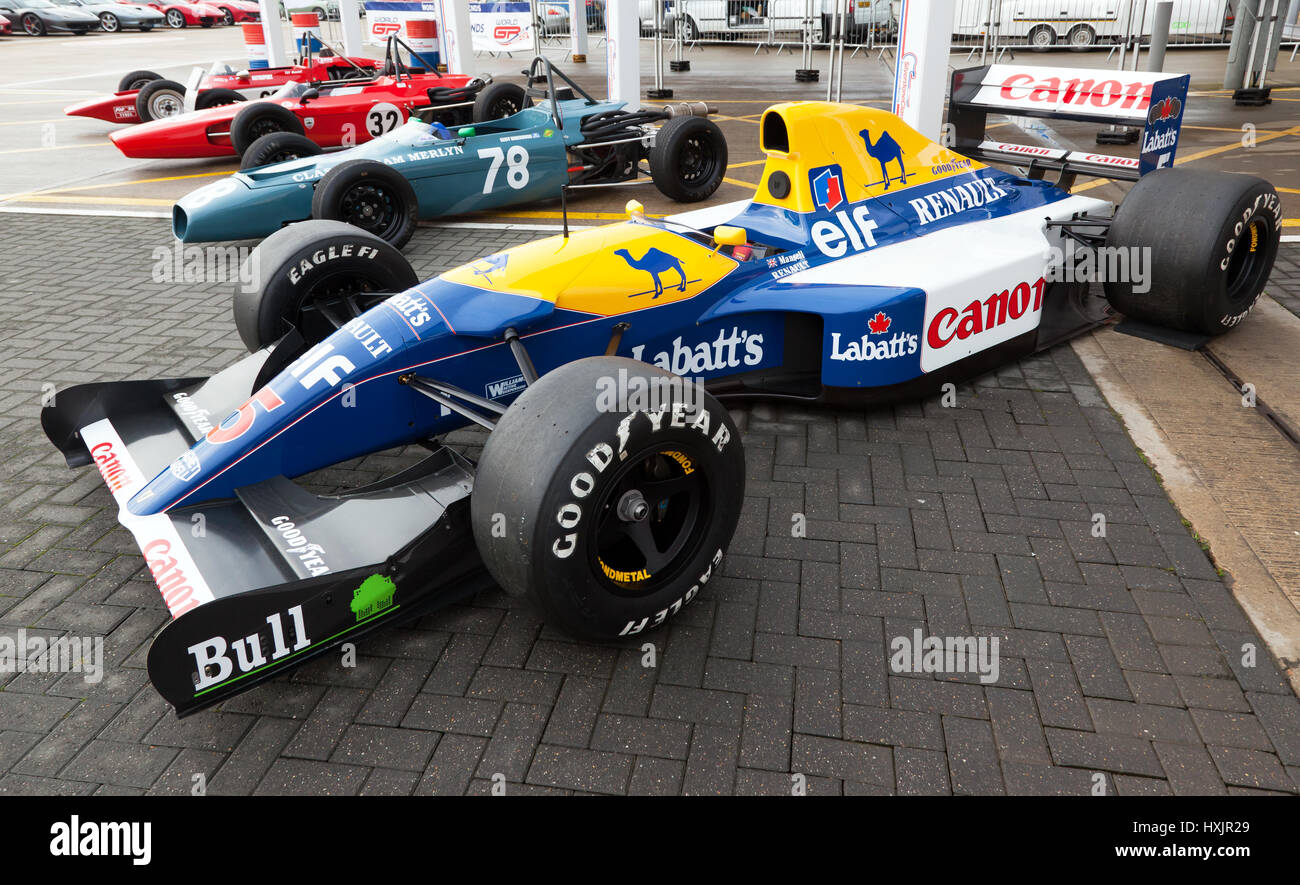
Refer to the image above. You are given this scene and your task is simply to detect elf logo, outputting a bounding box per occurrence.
[188,604,310,691]
[810,202,880,258]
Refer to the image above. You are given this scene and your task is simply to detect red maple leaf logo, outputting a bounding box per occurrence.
[867,311,892,335]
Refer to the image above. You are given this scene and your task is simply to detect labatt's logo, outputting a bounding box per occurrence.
[831,311,919,362]
[928,277,1047,350]
[631,326,764,375]
[1141,127,1179,154]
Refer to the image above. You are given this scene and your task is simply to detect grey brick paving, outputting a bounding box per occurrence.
[0,217,1294,795]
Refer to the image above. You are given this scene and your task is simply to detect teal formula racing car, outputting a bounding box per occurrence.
[173,58,728,250]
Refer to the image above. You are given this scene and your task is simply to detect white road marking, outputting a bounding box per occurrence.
[0,204,588,232]
[0,206,169,218]
[0,54,245,89]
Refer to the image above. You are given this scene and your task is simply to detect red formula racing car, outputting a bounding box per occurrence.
[147,0,221,27]
[206,0,257,23]
[67,54,379,125]
[109,55,528,162]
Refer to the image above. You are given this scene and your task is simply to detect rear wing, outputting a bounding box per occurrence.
[948,65,1191,186]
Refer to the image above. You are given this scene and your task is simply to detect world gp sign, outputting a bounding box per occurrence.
[365,1,534,53]
[468,1,534,52]
[364,0,438,45]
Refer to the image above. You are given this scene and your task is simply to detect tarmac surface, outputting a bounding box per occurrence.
[0,28,1298,795]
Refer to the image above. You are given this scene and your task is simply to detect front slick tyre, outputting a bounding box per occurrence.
[1104,168,1282,335]
[472,357,745,640]
[233,220,416,351]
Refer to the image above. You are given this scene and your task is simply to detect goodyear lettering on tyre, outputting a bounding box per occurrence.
[549,402,733,563]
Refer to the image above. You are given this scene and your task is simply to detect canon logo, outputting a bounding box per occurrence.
[998,74,1153,112]
[928,278,1047,349]
[142,539,199,617]
[90,441,128,494]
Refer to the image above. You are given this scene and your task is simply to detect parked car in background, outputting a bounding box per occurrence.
[536,0,569,33]
[0,11,11,31]
[638,0,893,42]
[52,0,163,31]
[0,0,99,33]
[953,0,1232,50]
[280,0,364,20]
[146,0,221,26]
[203,0,259,24]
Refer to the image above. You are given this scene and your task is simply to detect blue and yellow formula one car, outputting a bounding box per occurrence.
[172,58,729,249]
[43,74,1282,716]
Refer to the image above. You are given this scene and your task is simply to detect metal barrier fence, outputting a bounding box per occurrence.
[503,0,1299,89]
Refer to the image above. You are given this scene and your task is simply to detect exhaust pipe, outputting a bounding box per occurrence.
[661,101,717,118]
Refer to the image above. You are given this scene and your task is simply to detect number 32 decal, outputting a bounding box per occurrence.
[366,102,403,137]
[478,145,530,193]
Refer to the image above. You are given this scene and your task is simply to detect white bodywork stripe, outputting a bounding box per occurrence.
[786,193,1111,374]
[81,418,215,618]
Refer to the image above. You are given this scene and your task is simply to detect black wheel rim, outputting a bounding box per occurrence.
[489,97,521,118]
[1224,216,1272,305]
[337,182,401,239]
[588,444,710,596]
[677,133,718,186]
[292,270,390,344]
[268,149,304,164]
[249,117,284,141]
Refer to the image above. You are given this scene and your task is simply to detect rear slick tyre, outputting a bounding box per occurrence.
[1103,168,1282,336]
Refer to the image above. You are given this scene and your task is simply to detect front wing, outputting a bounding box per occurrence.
[43,345,492,717]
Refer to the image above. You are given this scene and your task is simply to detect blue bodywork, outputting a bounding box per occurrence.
[173,98,625,243]
[136,164,1075,516]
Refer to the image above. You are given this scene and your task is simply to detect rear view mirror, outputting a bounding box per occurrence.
[713,226,747,249]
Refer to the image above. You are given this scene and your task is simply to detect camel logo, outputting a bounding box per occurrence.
[472,253,508,283]
[810,165,846,212]
[616,247,694,299]
[860,128,908,191]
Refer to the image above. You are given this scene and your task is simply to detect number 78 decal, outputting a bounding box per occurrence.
[478,145,530,193]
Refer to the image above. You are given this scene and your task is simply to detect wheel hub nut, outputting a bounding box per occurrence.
[617,491,649,522]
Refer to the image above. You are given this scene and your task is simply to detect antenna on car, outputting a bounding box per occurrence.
[560,185,569,240]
